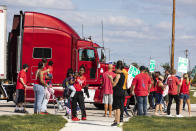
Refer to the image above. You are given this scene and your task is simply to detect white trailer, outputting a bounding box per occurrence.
[0,5,7,80]
[0,5,9,99]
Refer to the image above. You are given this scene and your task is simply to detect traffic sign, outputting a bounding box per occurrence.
[178,57,188,73]
[150,60,155,72]
[191,65,196,78]
[128,65,140,78]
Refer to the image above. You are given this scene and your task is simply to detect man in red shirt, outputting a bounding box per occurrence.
[15,64,29,113]
[131,66,151,116]
[71,65,87,121]
[102,64,116,117]
[166,69,181,117]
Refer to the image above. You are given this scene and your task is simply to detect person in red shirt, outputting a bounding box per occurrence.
[41,60,54,114]
[71,65,87,121]
[179,73,191,117]
[102,63,116,117]
[131,66,151,116]
[15,64,29,113]
[154,76,166,115]
[166,69,181,117]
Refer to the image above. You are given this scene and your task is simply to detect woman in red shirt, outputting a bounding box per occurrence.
[179,73,191,117]
[154,76,166,116]
[71,65,87,121]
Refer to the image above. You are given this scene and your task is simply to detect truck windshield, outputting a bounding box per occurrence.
[79,49,95,61]
[97,48,105,62]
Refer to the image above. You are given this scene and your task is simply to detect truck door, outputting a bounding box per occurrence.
[78,48,98,82]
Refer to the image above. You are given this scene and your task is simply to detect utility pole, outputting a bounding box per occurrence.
[101,20,104,48]
[82,24,84,39]
[184,49,191,71]
[171,0,176,71]
[185,49,188,58]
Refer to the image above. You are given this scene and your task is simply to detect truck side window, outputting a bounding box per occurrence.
[79,49,95,61]
[33,48,52,58]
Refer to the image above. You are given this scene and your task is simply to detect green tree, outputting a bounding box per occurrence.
[161,62,171,72]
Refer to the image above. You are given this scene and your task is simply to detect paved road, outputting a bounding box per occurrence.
[0,101,196,131]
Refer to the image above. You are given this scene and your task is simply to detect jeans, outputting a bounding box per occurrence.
[33,84,45,113]
[148,91,156,108]
[167,94,179,115]
[41,88,51,112]
[136,96,147,116]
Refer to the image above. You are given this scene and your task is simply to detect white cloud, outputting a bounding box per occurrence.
[2,0,75,9]
[103,16,143,27]
[106,30,156,40]
[156,22,171,30]
[178,0,196,5]
[178,35,195,40]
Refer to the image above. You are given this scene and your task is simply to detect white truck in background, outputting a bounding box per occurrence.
[0,5,10,100]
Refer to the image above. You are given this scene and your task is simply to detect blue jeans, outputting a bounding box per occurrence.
[136,96,147,116]
[33,84,45,113]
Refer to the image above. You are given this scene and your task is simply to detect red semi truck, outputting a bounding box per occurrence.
[0,6,110,108]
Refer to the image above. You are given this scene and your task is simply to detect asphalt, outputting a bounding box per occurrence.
[0,101,196,131]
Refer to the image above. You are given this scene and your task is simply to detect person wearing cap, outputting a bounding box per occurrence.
[154,75,166,115]
[131,66,151,116]
[15,64,29,113]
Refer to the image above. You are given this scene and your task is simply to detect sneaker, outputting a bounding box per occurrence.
[20,109,29,114]
[147,107,153,110]
[167,114,174,117]
[81,117,87,120]
[111,122,118,126]
[111,122,120,127]
[154,112,159,116]
[40,112,47,115]
[14,109,20,113]
[176,114,184,117]
[72,117,80,121]
[160,112,166,115]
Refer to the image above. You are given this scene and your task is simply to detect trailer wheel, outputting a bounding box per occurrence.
[93,103,104,110]
[12,92,17,104]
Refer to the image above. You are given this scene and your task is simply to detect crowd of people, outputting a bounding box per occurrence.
[14,59,193,127]
[102,61,192,126]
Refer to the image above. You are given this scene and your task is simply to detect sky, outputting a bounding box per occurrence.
[1,0,196,73]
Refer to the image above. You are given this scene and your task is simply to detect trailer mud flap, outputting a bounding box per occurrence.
[0,84,8,99]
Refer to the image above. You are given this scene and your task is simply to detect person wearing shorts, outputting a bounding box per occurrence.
[179,73,191,117]
[15,64,29,113]
[108,62,125,126]
[154,76,166,115]
[102,64,116,117]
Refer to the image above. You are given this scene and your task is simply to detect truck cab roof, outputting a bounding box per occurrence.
[24,11,80,39]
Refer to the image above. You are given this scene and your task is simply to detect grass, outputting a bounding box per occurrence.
[190,91,196,104]
[0,114,67,131]
[123,116,196,131]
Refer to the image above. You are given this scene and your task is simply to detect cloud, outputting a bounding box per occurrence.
[103,16,143,27]
[106,30,156,40]
[156,22,171,30]
[178,35,195,40]
[1,0,75,9]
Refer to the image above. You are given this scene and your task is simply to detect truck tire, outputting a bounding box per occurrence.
[93,103,104,110]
